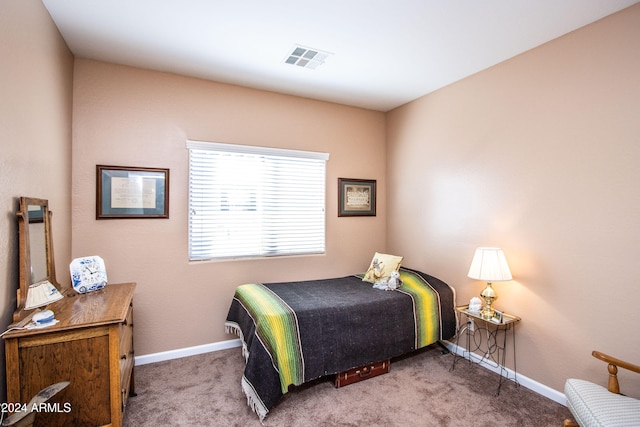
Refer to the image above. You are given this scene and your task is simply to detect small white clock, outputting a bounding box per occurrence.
[70,255,108,294]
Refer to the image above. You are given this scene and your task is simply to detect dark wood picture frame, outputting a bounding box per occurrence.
[338,178,376,217]
[97,165,169,219]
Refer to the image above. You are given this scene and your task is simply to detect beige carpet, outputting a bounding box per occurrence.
[123,344,572,426]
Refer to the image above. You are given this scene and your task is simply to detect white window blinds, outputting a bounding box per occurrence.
[187,140,329,261]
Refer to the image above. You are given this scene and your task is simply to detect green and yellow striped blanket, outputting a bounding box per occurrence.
[225,267,456,421]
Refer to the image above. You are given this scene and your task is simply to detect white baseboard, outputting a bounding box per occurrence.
[134,339,241,366]
[134,338,566,407]
[442,340,567,406]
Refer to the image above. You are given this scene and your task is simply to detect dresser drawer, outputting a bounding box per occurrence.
[119,303,135,410]
[119,303,134,351]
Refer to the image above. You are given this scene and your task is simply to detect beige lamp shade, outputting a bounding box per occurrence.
[25,280,63,310]
[468,247,512,319]
[467,247,512,282]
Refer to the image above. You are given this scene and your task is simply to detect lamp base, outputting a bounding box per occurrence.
[480,282,497,319]
[480,305,494,319]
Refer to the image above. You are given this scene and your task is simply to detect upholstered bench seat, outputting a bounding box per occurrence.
[565,378,640,427]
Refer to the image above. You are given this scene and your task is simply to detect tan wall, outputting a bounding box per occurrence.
[71,60,386,356]
[3,0,639,404]
[386,4,640,397]
[0,0,73,398]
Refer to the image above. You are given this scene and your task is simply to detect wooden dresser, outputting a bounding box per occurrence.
[3,282,136,427]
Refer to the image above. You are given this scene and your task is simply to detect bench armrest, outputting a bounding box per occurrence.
[592,350,640,394]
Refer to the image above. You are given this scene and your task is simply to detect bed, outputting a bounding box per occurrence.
[225,266,457,420]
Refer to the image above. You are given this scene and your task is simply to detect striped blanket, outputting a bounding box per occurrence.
[225,267,456,420]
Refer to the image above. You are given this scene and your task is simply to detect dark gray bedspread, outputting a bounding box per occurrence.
[225,267,456,420]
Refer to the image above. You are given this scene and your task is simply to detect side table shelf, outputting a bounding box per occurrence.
[450,305,520,395]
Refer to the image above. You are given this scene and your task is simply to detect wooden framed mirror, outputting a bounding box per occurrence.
[15,197,59,321]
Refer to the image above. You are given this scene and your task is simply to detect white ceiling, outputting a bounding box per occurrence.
[42,0,638,112]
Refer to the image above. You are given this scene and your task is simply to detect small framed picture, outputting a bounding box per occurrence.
[491,309,503,324]
[338,178,376,217]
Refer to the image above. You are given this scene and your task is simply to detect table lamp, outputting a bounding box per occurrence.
[467,247,512,319]
[25,280,63,310]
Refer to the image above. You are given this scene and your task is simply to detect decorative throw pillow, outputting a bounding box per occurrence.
[362,252,403,283]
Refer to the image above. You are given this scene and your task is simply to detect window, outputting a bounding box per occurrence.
[187,140,329,261]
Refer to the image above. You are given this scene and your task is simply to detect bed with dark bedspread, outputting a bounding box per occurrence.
[225,267,456,420]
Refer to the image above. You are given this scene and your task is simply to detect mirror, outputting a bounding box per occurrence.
[27,204,47,283]
[15,197,59,320]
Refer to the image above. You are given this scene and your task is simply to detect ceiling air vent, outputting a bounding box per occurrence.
[284,45,331,70]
